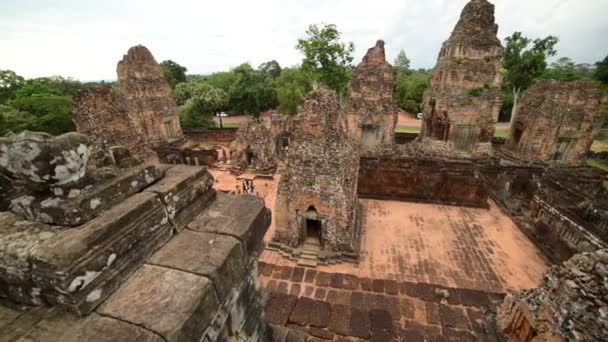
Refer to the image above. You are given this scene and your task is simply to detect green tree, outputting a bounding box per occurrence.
[394,50,411,75]
[541,57,594,81]
[228,63,277,116]
[296,24,354,97]
[0,70,25,104]
[394,70,430,113]
[10,96,74,135]
[160,60,188,89]
[0,104,34,135]
[258,60,282,79]
[178,83,227,129]
[276,67,314,115]
[202,71,238,93]
[15,76,81,98]
[596,55,608,84]
[503,32,558,130]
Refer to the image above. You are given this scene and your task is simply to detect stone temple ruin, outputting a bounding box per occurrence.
[271,87,361,266]
[2,0,608,341]
[341,40,398,155]
[230,123,279,175]
[414,0,503,157]
[117,45,183,146]
[504,80,607,166]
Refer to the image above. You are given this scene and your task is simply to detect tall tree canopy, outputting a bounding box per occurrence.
[596,55,608,84]
[258,60,282,79]
[276,67,314,115]
[177,82,227,129]
[0,70,25,104]
[393,50,411,75]
[296,24,354,97]
[394,70,430,114]
[503,32,558,129]
[541,57,595,81]
[228,63,277,116]
[160,60,187,89]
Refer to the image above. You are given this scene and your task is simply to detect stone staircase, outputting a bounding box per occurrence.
[266,240,359,267]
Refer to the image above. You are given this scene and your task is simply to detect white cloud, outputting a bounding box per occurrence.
[0,0,607,80]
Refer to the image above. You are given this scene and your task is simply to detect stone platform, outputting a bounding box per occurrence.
[0,167,273,342]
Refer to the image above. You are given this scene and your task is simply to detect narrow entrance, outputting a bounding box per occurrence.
[245,149,254,166]
[305,218,321,246]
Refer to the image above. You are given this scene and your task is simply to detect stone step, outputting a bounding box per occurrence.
[296,259,318,267]
[299,253,319,261]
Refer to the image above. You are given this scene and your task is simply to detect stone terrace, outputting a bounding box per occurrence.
[261,199,549,294]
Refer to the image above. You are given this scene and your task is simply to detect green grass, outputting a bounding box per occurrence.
[494,128,509,139]
[395,126,420,133]
[216,122,243,128]
[587,158,608,171]
[592,129,608,153]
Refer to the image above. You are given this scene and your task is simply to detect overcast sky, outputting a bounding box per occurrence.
[1,0,607,81]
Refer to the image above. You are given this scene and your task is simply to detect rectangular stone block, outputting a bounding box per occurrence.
[11,165,167,227]
[0,212,58,305]
[97,264,219,342]
[148,230,244,301]
[143,165,215,230]
[30,192,172,315]
[187,192,271,255]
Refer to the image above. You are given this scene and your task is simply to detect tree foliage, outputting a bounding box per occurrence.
[503,32,558,126]
[540,57,595,81]
[276,67,314,115]
[160,60,187,89]
[0,70,25,104]
[394,70,430,113]
[596,55,608,84]
[394,50,411,75]
[174,81,227,129]
[227,63,277,116]
[296,24,354,97]
[258,60,282,79]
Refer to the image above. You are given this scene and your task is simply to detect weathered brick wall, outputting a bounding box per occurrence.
[358,157,490,208]
[505,80,606,166]
[184,128,238,143]
[117,45,183,147]
[72,84,153,160]
[230,123,278,174]
[416,0,503,157]
[341,40,398,155]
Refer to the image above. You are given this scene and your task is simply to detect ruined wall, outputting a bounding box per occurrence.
[72,85,153,161]
[416,0,503,157]
[341,40,398,155]
[117,45,183,147]
[184,128,239,144]
[505,80,606,166]
[274,87,361,254]
[230,123,278,174]
[358,157,490,208]
[499,249,608,341]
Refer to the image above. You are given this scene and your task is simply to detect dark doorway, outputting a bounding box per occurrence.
[306,218,321,245]
[245,149,254,166]
[513,128,523,145]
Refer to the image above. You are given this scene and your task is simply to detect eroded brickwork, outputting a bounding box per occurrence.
[341,40,398,155]
[72,85,152,161]
[499,249,608,341]
[416,0,503,157]
[117,45,183,147]
[230,123,279,174]
[274,87,361,255]
[505,80,606,166]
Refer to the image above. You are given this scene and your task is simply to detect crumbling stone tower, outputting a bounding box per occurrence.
[230,123,279,175]
[342,40,398,155]
[417,0,503,157]
[274,86,361,257]
[72,85,153,162]
[117,45,183,147]
[504,80,606,166]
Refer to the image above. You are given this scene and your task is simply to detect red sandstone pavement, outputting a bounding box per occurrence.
[209,170,549,294]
